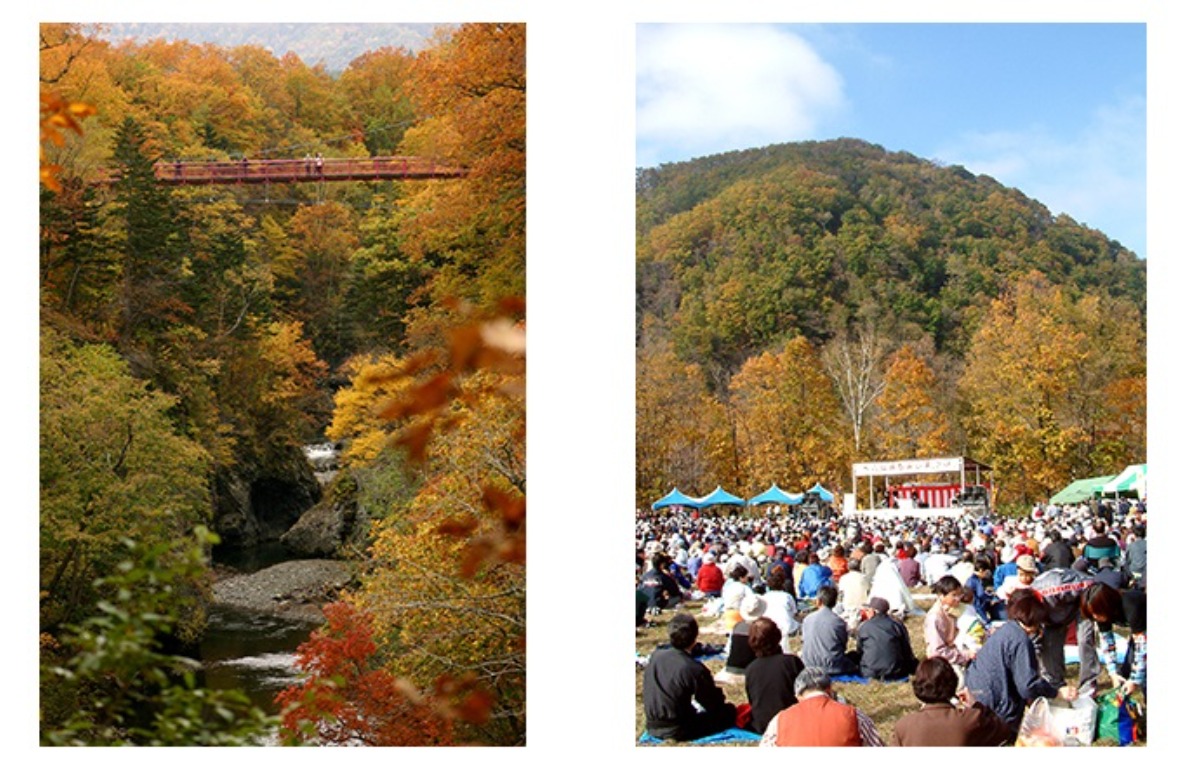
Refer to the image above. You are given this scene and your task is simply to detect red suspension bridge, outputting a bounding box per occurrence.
[95,156,467,186]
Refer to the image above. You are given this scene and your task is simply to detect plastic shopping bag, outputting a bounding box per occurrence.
[1047,695,1097,746]
[1016,697,1062,746]
[1097,690,1144,746]
[1016,695,1098,746]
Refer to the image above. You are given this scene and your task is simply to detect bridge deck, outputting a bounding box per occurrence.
[96,156,467,185]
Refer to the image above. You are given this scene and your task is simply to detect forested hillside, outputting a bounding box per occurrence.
[636,139,1145,509]
[40,22,525,745]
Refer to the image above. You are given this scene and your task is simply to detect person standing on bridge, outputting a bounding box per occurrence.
[316,153,324,177]
[304,153,313,175]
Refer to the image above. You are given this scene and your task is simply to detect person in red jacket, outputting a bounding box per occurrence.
[759,668,884,746]
[694,552,725,597]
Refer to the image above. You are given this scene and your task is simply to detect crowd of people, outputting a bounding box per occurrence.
[637,497,1147,746]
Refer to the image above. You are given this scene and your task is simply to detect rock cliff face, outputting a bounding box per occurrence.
[212,447,321,549]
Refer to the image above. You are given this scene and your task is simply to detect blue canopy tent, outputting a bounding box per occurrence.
[806,484,835,502]
[651,487,702,511]
[696,486,746,508]
[748,483,803,506]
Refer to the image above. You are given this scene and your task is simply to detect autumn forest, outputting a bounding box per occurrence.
[40,23,525,745]
[636,140,1146,510]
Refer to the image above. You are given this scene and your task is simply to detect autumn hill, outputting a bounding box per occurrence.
[636,138,1145,509]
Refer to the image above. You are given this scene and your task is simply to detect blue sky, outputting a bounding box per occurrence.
[637,24,1147,258]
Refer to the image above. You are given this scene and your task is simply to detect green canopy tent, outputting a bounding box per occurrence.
[1101,464,1147,498]
[1049,475,1114,505]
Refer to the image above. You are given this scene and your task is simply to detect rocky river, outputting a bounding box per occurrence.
[197,443,353,713]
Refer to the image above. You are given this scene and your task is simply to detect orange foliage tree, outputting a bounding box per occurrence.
[874,343,952,460]
[277,601,449,746]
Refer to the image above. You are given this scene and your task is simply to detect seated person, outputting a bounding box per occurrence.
[837,558,871,631]
[953,586,989,654]
[640,553,683,611]
[722,592,766,676]
[719,564,751,630]
[800,585,860,676]
[964,556,1001,622]
[694,552,725,597]
[892,657,1010,746]
[759,668,884,746]
[798,552,834,598]
[762,567,801,653]
[743,617,804,734]
[642,613,738,741]
[995,554,1038,603]
[855,597,918,681]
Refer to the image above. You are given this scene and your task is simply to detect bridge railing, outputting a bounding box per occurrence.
[94,156,467,185]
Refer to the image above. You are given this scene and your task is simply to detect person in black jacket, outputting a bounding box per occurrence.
[640,553,683,611]
[743,617,803,734]
[855,597,919,681]
[1040,530,1076,570]
[642,613,738,741]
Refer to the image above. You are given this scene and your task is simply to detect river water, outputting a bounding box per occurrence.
[197,442,337,715]
[198,606,318,714]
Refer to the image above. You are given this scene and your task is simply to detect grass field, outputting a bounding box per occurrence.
[633,591,1132,747]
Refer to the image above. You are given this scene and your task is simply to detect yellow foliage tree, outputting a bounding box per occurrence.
[729,336,852,493]
[959,271,1144,506]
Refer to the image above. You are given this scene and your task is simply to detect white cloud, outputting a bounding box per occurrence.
[636,25,846,168]
[936,95,1146,256]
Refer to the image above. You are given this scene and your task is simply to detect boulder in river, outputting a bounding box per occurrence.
[280,498,355,558]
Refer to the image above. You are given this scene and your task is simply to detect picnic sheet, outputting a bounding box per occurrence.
[638,727,763,745]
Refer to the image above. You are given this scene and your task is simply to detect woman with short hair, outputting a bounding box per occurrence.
[743,617,804,734]
[893,657,1010,746]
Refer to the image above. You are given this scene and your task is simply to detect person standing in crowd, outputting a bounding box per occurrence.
[743,617,804,735]
[964,589,1078,739]
[1031,567,1097,690]
[893,657,1011,746]
[759,668,884,746]
[642,613,738,741]
[855,597,918,681]
[801,585,860,676]
[1078,582,1147,696]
